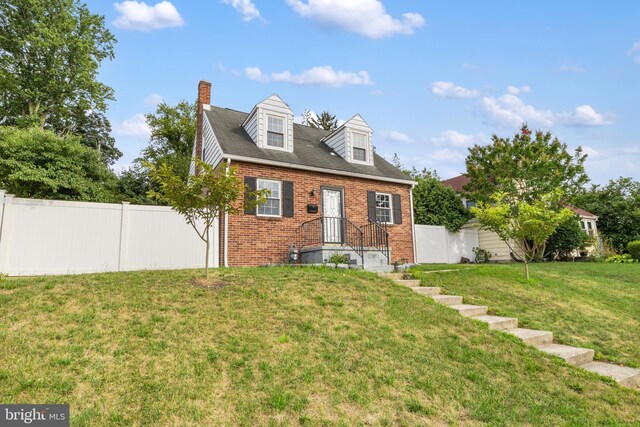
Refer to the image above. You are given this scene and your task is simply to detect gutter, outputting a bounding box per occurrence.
[223,154,416,186]
[224,157,230,268]
[410,184,417,264]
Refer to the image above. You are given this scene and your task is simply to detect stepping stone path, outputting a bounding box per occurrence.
[378,272,640,389]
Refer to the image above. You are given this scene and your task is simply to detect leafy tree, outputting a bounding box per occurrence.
[117,164,161,205]
[0,0,116,136]
[471,190,574,279]
[413,174,471,232]
[309,111,338,131]
[544,216,590,260]
[148,159,267,278]
[572,177,640,252]
[0,126,116,201]
[465,125,588,205]
[140,100,196,182]
[70,107,122,165]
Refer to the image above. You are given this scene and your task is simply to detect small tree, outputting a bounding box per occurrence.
[472,190,573,279]
[148,159,267,278]
[545,216,591,260]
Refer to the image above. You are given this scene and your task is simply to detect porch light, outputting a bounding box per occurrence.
[288,244,299,263]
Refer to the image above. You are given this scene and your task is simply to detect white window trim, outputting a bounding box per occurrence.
[375,192,393,224]
[265,113,288,151]
[350,130,369,164]
[257,179,282,217]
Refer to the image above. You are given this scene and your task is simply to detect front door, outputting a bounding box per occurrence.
[322,188,343,243]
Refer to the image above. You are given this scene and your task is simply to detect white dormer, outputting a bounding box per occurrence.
[242,94,294,152]
[322,114,374,166]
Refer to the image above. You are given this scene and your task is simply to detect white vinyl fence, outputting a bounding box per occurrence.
[0,190,218,276]
[414,224,479,264]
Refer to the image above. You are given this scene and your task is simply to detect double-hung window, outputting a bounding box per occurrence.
[375,193,393,224]
[352,132,368,162]
[267,116,285,148]
[257,179,281,217]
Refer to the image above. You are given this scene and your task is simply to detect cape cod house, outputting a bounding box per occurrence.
[191,81,416,269]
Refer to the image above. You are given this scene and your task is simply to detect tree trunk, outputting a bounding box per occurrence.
[524,260,530,280]
[205,226,210,279]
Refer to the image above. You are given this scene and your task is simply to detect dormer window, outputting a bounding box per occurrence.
[352,132,368,162]
[267,115,285,148]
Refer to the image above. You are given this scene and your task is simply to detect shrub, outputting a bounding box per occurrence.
[545,216,591,260]
[605,254,638,263]
[327,253,350,265]
[627,241,640,261]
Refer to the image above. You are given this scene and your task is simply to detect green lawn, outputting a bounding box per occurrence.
[1,267,639,425]
[411,263,640,368]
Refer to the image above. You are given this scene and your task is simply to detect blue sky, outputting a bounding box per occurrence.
[89,0,640,184]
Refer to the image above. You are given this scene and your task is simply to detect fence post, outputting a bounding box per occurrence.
[118,202,130,272]
[0,193,14,275]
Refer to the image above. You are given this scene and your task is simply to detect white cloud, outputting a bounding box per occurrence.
[479,90,614,129]
[431,81,480,98]
[244,66,373,87]
[623,145,640,154]
[114,114,150,139]
[559,63,586,74]
[113,1,184,31]
[506,85,531,95]
[582,146,600,159]
[381,130,412,143]
[144,93,164,107]
[432,148,466,162]
[221,0,262,21]
[628,42,640,64]
[285,0,424,39]
[430,130,487,148]
[560,105,615,127]
[480,94,555,128]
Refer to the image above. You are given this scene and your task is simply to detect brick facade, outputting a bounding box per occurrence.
[194,81,211,170]
[221,161,414,266]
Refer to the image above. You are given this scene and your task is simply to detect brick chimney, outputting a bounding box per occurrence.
[195,80,211,172]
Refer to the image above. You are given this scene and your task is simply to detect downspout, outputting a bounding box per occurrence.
[410,184,417,264]
[224,158,230,267]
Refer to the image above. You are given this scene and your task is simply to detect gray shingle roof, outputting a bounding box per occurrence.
[204,106,415,184]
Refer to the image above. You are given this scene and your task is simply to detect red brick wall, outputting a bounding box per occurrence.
[224,161,414,266]
[195,81,211,170]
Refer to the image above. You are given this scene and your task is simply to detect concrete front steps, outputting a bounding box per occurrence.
[379,272,640,389]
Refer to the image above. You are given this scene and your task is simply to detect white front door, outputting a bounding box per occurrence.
[322,189,343,243]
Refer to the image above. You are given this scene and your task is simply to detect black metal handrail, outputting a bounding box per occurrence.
[297,216,365,264]
[361,220,390,264]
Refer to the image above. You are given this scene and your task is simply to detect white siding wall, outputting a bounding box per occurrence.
[414,225,479,264]
[202,114,224,168]
[323,128,346,158]
[0,191,218,276]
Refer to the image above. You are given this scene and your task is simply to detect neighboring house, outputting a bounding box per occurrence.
[191,81,416,268]
[441,175,599,261]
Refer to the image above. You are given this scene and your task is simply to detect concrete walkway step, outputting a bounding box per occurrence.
[412,286,441,296]
[431,295,463,306]
[449,304,488,317]
[472,315,518,331]
[581,362,640,388]
[537,343,594,366]
[378,273,404,280]
[394,279,421,287]
[506,328,553,346]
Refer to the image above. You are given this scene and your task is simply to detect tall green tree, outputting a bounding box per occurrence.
[0,0,117,137]
[572,177,640,252]
[148,159,267,278]
[0,126,116,201]
[309,111,338,131]
[70,107,122,165]
[140,100,196,182]
[465,125,588,205]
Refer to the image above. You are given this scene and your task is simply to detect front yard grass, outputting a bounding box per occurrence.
[411,262,640,368]
[1,267,639,425]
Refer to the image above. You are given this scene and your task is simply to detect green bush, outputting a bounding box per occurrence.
[627,241,640,260]
[605,254,638,264]
[545,216,590,260]
[327,253,350,265]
